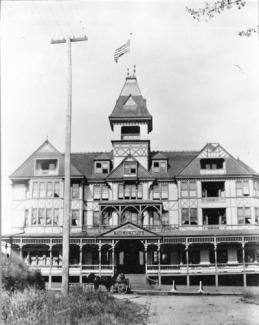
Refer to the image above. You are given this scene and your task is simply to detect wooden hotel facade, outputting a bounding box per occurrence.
[4,71,259,288]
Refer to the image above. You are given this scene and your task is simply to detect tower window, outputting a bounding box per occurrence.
[121,126,140,140]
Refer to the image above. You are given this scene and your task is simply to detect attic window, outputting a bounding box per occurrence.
[200,158,224,170]
[95,161,110,174]
[152,160,167,173]
[35,159,58,175]
[124,162,137,176]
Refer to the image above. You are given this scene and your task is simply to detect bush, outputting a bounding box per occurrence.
[2,287,148,325]
[2,253,45,292]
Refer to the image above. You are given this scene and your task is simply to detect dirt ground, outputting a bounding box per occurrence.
[115,294,259,325]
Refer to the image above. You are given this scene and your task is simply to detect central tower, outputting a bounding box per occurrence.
[109,68,153,169]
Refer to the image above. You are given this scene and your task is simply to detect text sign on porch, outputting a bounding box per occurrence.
[101,222,157,237]
[114,230,145,236]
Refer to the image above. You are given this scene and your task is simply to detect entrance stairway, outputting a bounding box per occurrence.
[126,274,157,291]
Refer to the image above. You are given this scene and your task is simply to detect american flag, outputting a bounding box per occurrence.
[114,39,130,63]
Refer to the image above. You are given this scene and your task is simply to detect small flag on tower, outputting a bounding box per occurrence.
[114,39,130,63]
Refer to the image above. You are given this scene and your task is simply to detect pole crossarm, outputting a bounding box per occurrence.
[50,36,88,44]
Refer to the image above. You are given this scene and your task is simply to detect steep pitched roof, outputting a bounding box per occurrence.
[10,140,82,179]
[109,76,153,132]
[70,151,113,180]
[178,143,258,177]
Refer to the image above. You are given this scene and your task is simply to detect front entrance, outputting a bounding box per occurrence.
[115,239,145,274]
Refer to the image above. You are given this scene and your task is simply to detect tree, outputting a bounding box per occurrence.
[186,0,259,37]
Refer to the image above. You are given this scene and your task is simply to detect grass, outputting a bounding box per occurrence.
[2,287,148,325]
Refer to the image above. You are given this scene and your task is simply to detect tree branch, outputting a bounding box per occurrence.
[186,0,258,36]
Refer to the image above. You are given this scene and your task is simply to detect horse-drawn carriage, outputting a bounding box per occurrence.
[85,273,130,294]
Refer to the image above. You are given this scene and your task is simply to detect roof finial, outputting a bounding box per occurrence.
[133,65,136,77]
[46,134,48,141]
[127,68,130,77]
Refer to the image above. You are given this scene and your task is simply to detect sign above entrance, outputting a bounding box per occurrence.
[99,222,159,238]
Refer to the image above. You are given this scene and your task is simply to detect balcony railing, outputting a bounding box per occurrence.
[147,263,259,274]
[201,197,226,203]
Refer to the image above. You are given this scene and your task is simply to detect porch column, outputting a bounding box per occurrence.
[98,241,102,277]
[49,244,53,289]
[242,239,247,288]
[214,242,218,287]
[20,245,23,259]
[185,244,190,286]
[112,240,115,276]
[79,244,83,284]
[158,242,161,288]
[144,241,148,275]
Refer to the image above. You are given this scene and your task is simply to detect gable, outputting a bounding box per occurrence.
[106,155,154,180]
[178,143,257,177]
[100,222,159,237]
[198,143,229,159]
[11,140,82,179]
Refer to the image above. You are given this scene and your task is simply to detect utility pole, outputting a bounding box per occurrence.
[51,35,87,296]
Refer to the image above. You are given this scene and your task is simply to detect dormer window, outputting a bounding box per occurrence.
[152,160,167,173]
[200,158,224,170]
[124,162,137,176]
[95,161,110,174]
[35,159,58,176]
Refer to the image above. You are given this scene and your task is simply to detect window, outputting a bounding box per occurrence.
[31,209,37,225]
[93,211,100,226]
[236,180,250,196]
[152,161,167,173]
[180,181,197,198]
[54,182,60,197]
[95,161,110,174]
[121,126,140,140]
[31,181,60,198]
[118,184,143,200]
[152,184,169,200]
[200,158,224,170]
[32,182,38,198]
[255,208,259,224]
[24,210,29,227]
[72,210,79,226]
[38,208,45,225]
[47,182,53,198]
[39,182,45,198]
[35,159,58,175]
[71,183,80,199]
[124,162,137,176]
[237,207,251,224]
[53,209,59,225]
[46,208,52,225]
[30,208,59,226]
[93,184,109,200]
[254,181,259,197]
[181,208,198,225]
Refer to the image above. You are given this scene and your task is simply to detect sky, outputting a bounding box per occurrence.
[2,0,259,233]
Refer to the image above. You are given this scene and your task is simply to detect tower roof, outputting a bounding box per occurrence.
[109,69,153,132]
